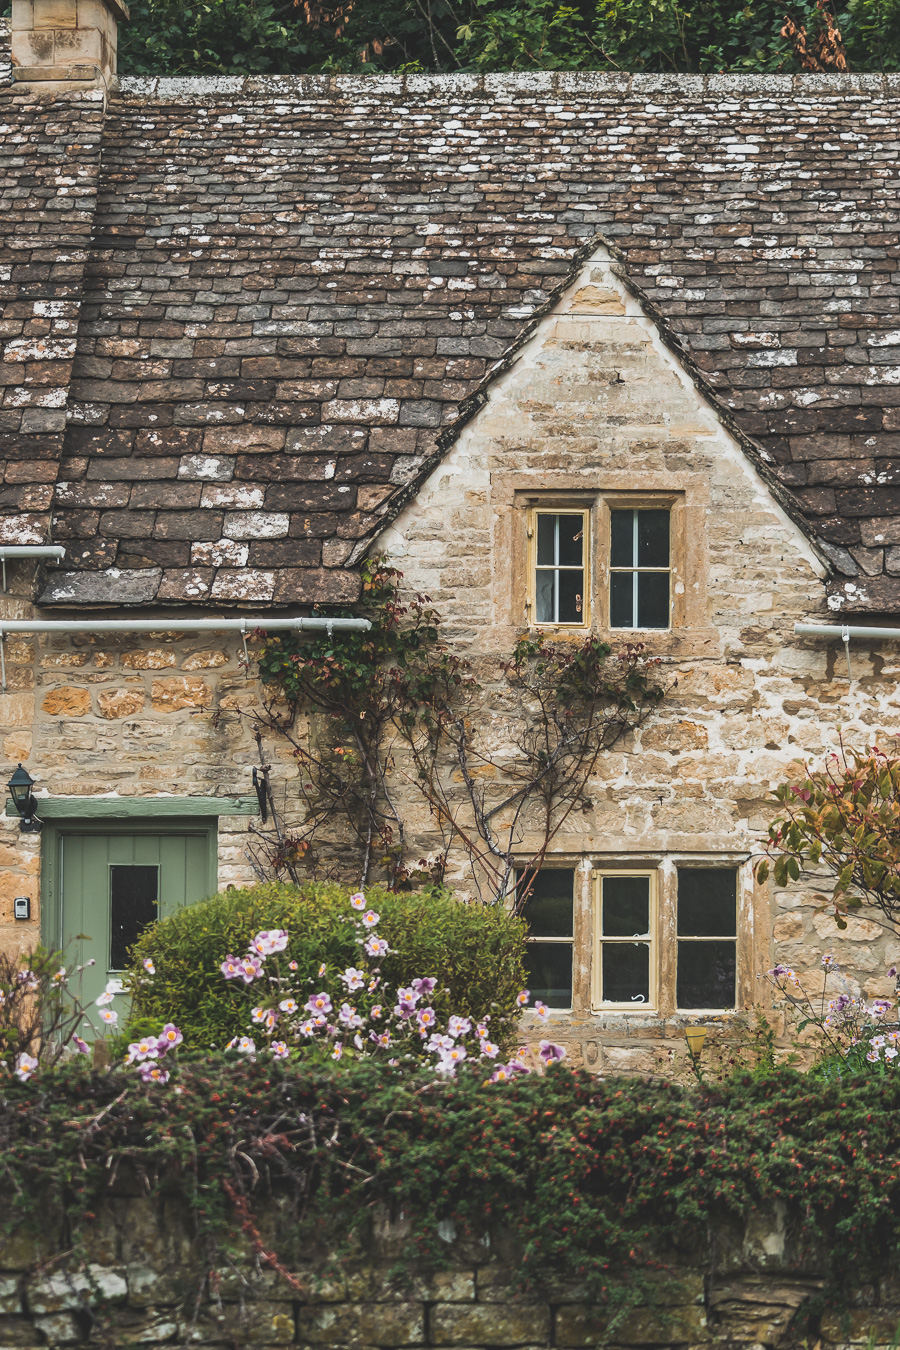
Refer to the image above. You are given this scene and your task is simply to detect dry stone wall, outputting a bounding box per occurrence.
[0,1191,894,1349]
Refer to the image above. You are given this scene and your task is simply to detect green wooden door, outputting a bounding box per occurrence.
[57,828,214,1015]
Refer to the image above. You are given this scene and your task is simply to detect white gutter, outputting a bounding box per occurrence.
[795,623,900,641]
[0,617,368,634]
[794,621,900,682]
[0,614,370,688]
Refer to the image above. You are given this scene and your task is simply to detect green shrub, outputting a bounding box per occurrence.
[127,882,527,1053]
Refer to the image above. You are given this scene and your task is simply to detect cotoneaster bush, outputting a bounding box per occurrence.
[127,882,527,1053]
[6,1060,900,1325]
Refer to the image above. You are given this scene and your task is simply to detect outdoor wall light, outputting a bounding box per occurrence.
[7,763,41,833]
[684,1026,707,1059]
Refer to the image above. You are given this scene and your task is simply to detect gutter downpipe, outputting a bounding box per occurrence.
[0,615,370,689]
[793,622,900,683]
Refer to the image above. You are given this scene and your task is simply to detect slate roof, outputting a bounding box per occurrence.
[2,49,900,610]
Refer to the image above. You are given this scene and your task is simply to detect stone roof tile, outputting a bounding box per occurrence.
[2,67,899,608]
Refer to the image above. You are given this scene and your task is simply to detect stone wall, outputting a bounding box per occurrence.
[0,1191,895,1349]
[381,244,900,1071]
[0,554,269,959]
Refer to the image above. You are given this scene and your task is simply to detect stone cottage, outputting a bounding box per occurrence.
[2,0,900,1068]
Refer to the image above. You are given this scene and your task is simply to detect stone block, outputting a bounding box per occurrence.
[296,1301,425,1345]
[97,689,145,720]
[819,1309,900,1343]
[31,1311,83,1344]
[150,677,212,713]
[0,1313,43,1345]
[27,1265,127,1314]
[178,1305,295,1344]
[556,1300,705,1347]
[40,687,91,717]
[431,1303,549,1346]
[0,1277,21,1317]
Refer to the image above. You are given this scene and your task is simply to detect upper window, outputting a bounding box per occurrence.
[529,510,589,627]
[609,508,671,630]
[518,868,575,1010]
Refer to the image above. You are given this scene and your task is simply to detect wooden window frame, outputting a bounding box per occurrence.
[591,869,658,1012]
[597,492,685,632]
[674,866,739,1014]
[519,866,576,1013]
[607,505,673,633]
[526,506,591,631]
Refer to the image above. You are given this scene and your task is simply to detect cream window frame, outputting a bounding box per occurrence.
[526,507,591,630]
[591,869,658,1013]
[607,505,673,633]
[675,867,739,1014]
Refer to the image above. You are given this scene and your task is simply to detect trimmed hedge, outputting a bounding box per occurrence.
[127,882,527,1052]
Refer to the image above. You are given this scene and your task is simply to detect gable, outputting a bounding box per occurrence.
[381,243,827,640]
[1,63,899,608]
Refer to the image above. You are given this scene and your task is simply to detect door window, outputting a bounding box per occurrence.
[54,827,214,1012]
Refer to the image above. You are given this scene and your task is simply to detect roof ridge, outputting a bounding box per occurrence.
[115,69,900,101]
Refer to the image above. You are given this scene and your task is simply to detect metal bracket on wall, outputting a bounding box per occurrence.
[0,545,66,593]
[841,625,853,683]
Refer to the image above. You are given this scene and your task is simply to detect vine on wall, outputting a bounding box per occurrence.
[241,560,667,900]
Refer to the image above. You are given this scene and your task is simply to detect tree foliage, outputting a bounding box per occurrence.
[113,0,900,77]
[756,745,900,931]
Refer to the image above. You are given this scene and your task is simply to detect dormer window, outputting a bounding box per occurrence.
[529,510,590,627]
[609,508,670,630]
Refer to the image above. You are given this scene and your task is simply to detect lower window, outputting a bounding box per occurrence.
[676,867,737,1010]
[518,868,574,1010]
[595,871,656,1009]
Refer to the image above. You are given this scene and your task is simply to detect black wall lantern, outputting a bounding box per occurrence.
[8,763,41,832]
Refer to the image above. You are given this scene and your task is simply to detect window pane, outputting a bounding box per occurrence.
[558,570,584,623]
[610,510,635,568]
[602,943,650,1005]
[637,509,669,568]
[535,569,555,623]
[602,875,650,936]
[557,514,584,567]
[678,869,736,937]
[610,572,634,628]
[519,869,574,937]
[110,864,158,970]
[677,941,736,1009]
[524,942,572,1009]
[536,514,556,566]
[637,572,669,628]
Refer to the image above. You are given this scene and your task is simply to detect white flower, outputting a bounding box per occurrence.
[142,958,156,975]
[99,1008,118,1026]
[362,910,380,929]
[349,892,366,910]
[341,967,365,991]
[14,1052,38,1082]
[95,991,115,1007]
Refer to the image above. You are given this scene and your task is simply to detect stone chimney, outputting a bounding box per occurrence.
[11,0,129,91]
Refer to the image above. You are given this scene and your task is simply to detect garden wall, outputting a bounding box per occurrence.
[0,1191,895,1350]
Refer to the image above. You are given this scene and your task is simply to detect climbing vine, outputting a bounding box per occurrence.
[243,560,666,899]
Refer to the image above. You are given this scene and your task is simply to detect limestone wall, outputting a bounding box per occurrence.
[0,559,268,959]
[380,245,900,1070]
[0,1192,892,1349]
